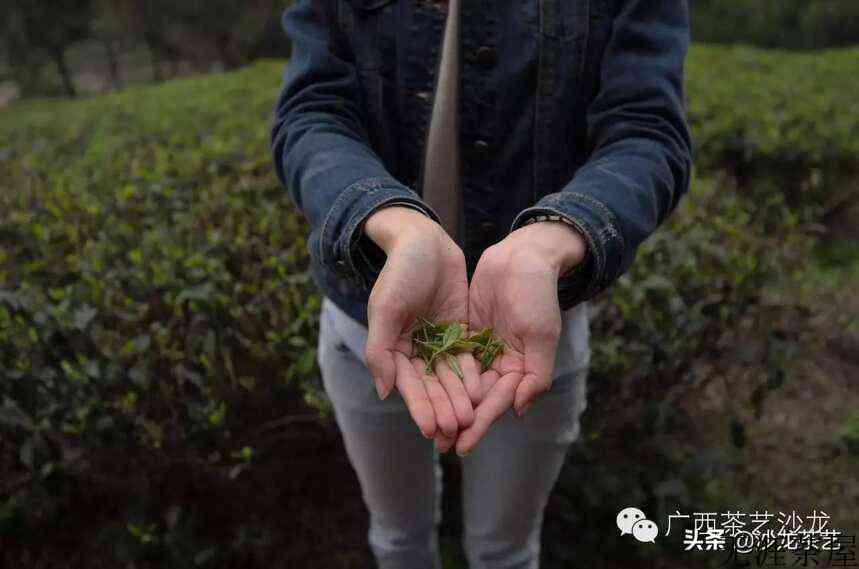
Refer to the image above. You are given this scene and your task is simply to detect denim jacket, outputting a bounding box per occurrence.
[270,0,693,327]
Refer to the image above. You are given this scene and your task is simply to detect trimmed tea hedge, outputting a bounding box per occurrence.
[687,44,859,218]
[689,44,859,168]
[0,59,322,510]
[691,0,859,50]
[0,49,851,566]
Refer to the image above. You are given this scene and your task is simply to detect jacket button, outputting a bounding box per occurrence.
[474,139,490,156]
[475,46,497,68]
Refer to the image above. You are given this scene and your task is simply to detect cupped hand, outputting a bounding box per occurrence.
[454,221,588,456]
[362,206,479,440]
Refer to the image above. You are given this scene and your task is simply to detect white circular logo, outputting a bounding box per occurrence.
[632,518,659,543]
[616,506,647,536]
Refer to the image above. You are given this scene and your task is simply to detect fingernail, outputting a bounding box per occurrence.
[519,402,533,418]
[422,430,433,439]
[456,448,469,458]
[373,377,387,400]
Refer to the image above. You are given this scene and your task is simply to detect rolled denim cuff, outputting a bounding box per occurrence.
[511,192,625,309]
[319,175,440,292]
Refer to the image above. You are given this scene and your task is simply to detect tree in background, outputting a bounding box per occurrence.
[169,0,290,71]
[12,0,857,102]
[90,0,140,91]
[0,6,43,97]
[131,0,186,81]
[803,0,859,47]
[0,0,93,98]
[128,0,289,81]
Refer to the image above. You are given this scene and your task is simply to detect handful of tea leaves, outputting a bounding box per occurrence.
[410,316,505,380]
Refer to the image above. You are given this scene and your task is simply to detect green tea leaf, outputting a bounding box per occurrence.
[410,318,505,378]
[442,323,462,348]
[452,340,480,351]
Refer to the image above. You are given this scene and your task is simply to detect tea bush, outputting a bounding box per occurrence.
[546,174,828,566]
[691,0,859,49]
[0,50,849,566]
[687,44,859,223]
[0,62,324,565]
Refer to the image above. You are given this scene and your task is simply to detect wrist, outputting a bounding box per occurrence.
[364,205,442,254]
[514,220,588,276]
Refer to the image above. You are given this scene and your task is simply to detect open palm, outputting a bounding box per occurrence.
[363,209,479,442]
[453,236,574,456]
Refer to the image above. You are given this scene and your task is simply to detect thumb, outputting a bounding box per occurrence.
[514,328,559,414]
[365,297,403,400]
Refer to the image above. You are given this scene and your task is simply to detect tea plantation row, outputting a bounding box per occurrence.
[0,45,854,567]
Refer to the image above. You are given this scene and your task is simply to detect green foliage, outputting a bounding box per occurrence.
[410,318,504,376]
[592,174,817,412]
[0,0,94,96]
[550,175,826,566]
[0,62,320,564]
[688,44,859,167]
[0,0,292,99]
[840,410,859,455]
[0,54,848,566]
[687,44,859,223]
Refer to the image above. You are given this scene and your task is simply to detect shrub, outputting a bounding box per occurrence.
[692,0,859,49]
[687,44,859,228]
[546,175,831,566]
[0,56,845,566]
[0,62,324,565]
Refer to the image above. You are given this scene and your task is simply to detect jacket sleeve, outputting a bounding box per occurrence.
[270,0,439,291]
[510,0,694,310]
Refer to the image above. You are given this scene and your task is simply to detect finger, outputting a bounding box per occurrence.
[478,345,512,401]
[365,295,403,400]
[394,351,436,438]
[513,333,558,414]
[458,352,484,407]
[434,432,456,454]
[513,377,545,418]
[435,356,475,429]
[478,369,501,402]
[419,364,459,438]
[455,371,521,457]
[410,356,459,437]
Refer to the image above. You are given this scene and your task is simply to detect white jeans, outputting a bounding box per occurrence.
[317,296,590,569]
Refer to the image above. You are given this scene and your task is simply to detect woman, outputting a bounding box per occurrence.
[271,0,692,567]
